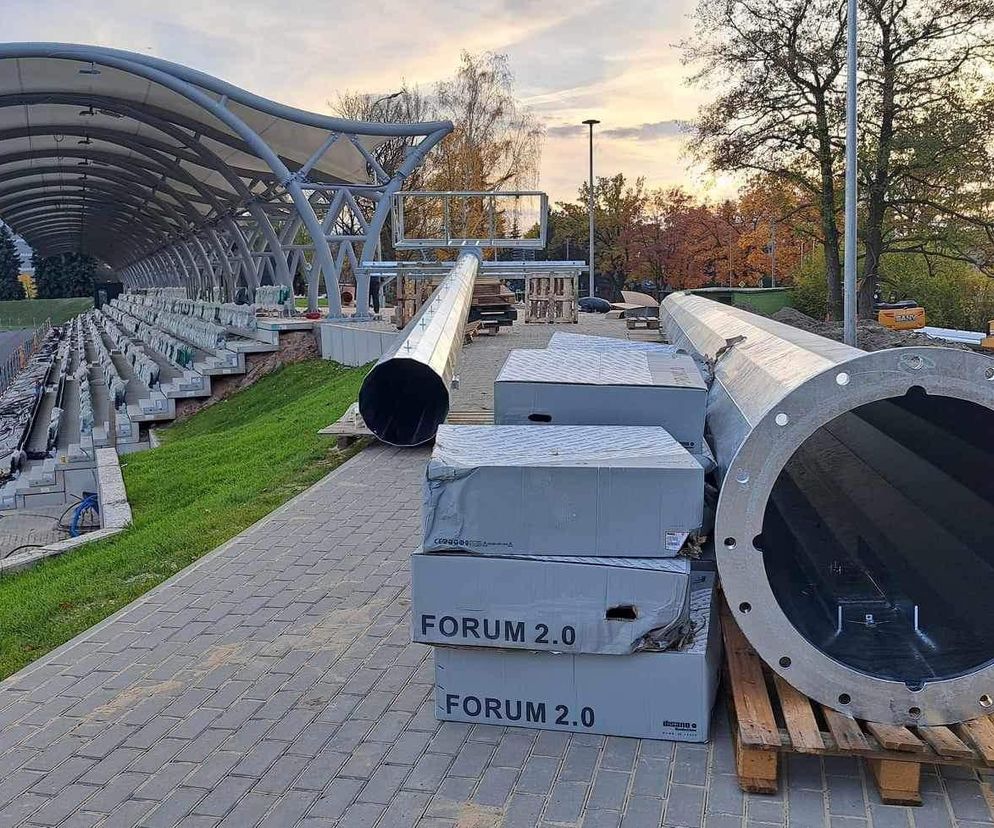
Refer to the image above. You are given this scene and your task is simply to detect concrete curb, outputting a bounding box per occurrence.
[0,447,133,574]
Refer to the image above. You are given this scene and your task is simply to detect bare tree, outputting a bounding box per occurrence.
[686,0,994,319]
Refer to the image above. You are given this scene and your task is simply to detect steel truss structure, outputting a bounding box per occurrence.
[0,43,452,317]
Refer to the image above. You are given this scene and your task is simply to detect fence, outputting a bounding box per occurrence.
[0,319,52,398]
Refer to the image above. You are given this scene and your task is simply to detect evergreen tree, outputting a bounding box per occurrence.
[0,226,25,301]
[33,252,95,299]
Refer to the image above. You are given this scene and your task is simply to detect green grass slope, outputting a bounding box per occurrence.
[0,297,94,329]
[0,359,366,679]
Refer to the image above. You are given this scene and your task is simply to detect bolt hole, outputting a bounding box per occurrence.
[752,534,765,551]
[986,367,994,381]
[735,470,750,484]
[779,657,791,668]
[838,693,851,705]
[738,602,751,614]
[981,694,993,709]
[775,412,789,426]
[724,537,737,549]
[836,372,850,386]
[909,706,922,718]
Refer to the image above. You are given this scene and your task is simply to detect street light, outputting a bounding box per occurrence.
[371,90,403,114]
[582,118,600,299]
[843,0,858,346]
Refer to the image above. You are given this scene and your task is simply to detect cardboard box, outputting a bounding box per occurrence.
[411,550,692,654]
[546,331,683,354]
[493,349,707,452]
[434,573,720,742]
[423,425,704,557]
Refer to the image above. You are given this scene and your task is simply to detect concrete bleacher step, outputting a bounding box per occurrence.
[226,337,279,354]
[195,350,246,376]
[26,388,57,459]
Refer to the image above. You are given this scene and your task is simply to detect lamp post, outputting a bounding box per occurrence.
[582,118,600,298]
[843,0,858,346]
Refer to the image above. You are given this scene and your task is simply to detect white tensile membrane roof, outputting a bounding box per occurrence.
[0,44,449,267]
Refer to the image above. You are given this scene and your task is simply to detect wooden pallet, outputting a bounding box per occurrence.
[525,274,579,324]
[444,410,494,425]
[318,402,372,449]
[722,601,994,805]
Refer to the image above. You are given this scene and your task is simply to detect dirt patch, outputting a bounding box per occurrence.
[454,804,504,828]
[173,330,320,421]
[770,307,971,351]
[90,679,184,718]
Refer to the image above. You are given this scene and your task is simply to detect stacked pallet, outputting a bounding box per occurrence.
[525,273,578,324]
[468,278,517,333]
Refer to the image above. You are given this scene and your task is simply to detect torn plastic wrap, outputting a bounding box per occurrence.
[423,424,705,558]
[412,550,693,655]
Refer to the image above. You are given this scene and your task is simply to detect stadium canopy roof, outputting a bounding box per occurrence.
[0,43,452,315]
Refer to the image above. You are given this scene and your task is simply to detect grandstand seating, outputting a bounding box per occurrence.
[0,290,290,511]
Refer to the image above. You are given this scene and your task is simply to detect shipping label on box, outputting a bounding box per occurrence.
[493,349,707,452]
[433,573,720,742]
[412,551,692,655]
[423,425,704,558]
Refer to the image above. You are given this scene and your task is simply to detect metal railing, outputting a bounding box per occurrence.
[0,318,52,398]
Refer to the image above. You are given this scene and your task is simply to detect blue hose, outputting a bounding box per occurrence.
[70,494,100,538]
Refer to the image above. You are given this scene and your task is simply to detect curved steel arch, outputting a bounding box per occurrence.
[0,42,452,308]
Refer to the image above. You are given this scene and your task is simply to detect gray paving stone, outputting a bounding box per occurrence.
[191,774,255,817]
[256,789,317,828]
[358,762,410,804]
[306,777,364,820]
[405,753,454,792]
[216,791,276,827]
[786,786,828,828]
[747,795,785,824]
[665,783,706,828]
[589,768,632,811]
[633,757,672,799]
[562,744,601,783]
[378,790,430,827]
[139,785,209,827]
[623,795,665,828]
[473,766,518,807]
[517,754,561,795]
[827,774,866,816]
[586,809,624,828]
[707,773,745,816]
[545,780,589,823]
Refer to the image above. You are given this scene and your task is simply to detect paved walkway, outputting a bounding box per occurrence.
[0,317,991,827]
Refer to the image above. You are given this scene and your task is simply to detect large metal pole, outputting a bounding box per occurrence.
[843,0,858,346]
[583,119,600,298]
[358,251,480,446]
[661,292,994,725]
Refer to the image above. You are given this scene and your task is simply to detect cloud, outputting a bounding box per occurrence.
[0,0,719,202]
[601,120,688,140]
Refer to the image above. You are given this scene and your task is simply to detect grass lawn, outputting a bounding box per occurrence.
[0,359,367,679]
[0,298,94,329]
[294,297,330,308]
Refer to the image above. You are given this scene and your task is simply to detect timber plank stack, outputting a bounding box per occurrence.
[468,278,517,333]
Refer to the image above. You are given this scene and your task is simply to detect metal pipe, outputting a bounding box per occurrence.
[662,292,994,725]
[358,251,480,446]
[582,119,599,299]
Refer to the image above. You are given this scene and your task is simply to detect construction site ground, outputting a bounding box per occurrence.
[0,312,989,827]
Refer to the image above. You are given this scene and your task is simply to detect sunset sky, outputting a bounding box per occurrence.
[3,0,735,206]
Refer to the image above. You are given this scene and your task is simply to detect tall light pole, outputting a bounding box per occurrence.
[843,0,858,346]
[582,119,600,298]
